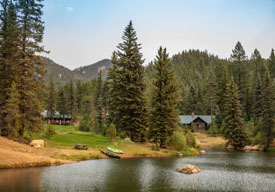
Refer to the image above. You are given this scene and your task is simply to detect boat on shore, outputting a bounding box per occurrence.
[101,149,121,158]
[107,147,124,154]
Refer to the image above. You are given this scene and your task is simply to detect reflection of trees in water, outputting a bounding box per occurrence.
[104,159,143,192]
[0,167,43,192]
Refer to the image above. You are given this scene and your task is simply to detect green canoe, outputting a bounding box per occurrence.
[107,147,124,154]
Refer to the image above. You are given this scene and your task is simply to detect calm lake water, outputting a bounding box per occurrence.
[0,149,275,192]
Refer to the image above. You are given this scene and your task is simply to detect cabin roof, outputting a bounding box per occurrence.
[42,110,72,119]
[179,115,213,124]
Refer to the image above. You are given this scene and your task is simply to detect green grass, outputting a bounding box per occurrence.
[265,148,275,152]
[45,124,110,148]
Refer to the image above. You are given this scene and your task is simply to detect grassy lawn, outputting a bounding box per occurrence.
[45,124,110,148]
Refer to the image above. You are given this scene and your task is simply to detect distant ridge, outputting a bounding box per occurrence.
[73,59,112,80]
[42,57,112,85]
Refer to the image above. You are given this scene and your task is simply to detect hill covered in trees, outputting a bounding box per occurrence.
[73,59,112,80]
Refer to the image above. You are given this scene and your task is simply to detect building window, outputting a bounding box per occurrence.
[196,124,201,128]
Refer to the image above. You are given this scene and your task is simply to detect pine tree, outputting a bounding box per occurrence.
[76,80,83,112]
[268,49,275,79]
[261,71,275,148]
[46,76,56,123]
[222,77,248,149]
[253,74,262,121]
[57,86,66,123]
[150,47,179,147]
[16,0,46,136]
[0,0,21,137]
[216,65,229,129]
[230,42,249,106]
[67,80,77,123]
[94,70,103,133]
[1,81,20,138]
[109,21,147,142]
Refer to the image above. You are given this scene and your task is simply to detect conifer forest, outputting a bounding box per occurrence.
[0,0,274,151]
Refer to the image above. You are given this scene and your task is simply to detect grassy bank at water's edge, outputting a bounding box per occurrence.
[0,125,199,169]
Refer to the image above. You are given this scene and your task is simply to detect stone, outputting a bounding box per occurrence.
[227,144,234,150]
[177,164,201,174]
[243,145,263,151]
[124,138,133,143]
[30,140,45,148]
[199,150,206,154]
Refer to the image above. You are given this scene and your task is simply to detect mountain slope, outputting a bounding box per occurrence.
[73,59,112,80]
[42,57,86,85]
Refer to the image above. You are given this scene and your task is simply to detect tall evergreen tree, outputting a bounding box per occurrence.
[76,80,83,112]
[16,0,46,136]
[253,73,263,121]
[216,65,229,129]
[56,86,66,123]
[1,81,20,138]
[0,0,21,136]
[150,47,179,147]
[222,77,248,149]
[230,42,249,106]
[109,21,147,142]
[268,49,275,79]
[46,76,56,123]
[261,72,275,148]
[94,69,103,133]
[67,80,77,123]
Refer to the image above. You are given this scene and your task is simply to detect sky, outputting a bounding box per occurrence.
[42,0,275,70]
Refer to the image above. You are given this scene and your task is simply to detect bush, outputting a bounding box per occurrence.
[106,123,116,141]
[151,143,160,151]
[166,131,187,151]
[185,129,196,148]
[79,114,94,132]
[252,132,263,145]
[207,123,218,136]
[45,124,56,139]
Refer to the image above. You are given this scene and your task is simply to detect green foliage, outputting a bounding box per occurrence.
[108,21,147,142]
[150,47,179,146]
[79,114,94,132]
[260,72,275,148]
[106,123,116,141]
[185,129,196,148]
[222,77,248,149]
[207,123,218,136]
[46,76,56,122]
[166,131,187,151]
[44,124,56,139]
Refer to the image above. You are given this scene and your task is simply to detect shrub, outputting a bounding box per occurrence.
[185,129,196,148]
[45,124,56,139]
[252,132,263,145]
[166,131,187,151]
[106,123,116,141]
[79,114,94,132]
[207,123,218,136]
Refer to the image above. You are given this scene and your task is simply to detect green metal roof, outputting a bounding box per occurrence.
[179,115,213,124]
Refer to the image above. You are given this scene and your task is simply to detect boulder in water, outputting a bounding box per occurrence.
[199,150,206,154]
[177,164,201,174]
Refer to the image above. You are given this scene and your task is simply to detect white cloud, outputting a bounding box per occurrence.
[66,6,74,12]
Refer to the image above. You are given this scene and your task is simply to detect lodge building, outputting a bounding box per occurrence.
[179,114,213,132]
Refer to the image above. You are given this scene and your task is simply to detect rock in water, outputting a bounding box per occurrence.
[30,140,45,148]
[199,150,206,154]
[177,164,201,174]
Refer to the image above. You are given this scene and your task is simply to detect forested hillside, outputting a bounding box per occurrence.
[73,59,112,80]
[42,57,86,85]
[43,58,112,85]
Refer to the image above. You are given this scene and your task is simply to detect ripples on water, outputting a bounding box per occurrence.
[0,149,274,192]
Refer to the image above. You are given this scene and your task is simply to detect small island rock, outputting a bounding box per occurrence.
[178,164,201,174]
[199,150,206,154]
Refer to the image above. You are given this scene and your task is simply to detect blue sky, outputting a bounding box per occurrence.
[42,0,275,69]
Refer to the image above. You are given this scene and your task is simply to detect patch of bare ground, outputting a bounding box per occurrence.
[194,132,227,148]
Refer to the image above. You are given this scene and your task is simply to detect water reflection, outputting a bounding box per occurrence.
[0,150,274,192]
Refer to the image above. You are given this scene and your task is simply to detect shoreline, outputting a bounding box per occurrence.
[0,152,194,170]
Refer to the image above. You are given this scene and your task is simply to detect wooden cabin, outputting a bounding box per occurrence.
[179,114,213,132]
[43,110,72,125]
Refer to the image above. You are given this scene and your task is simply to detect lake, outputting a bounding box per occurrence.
[0,149,274,192]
